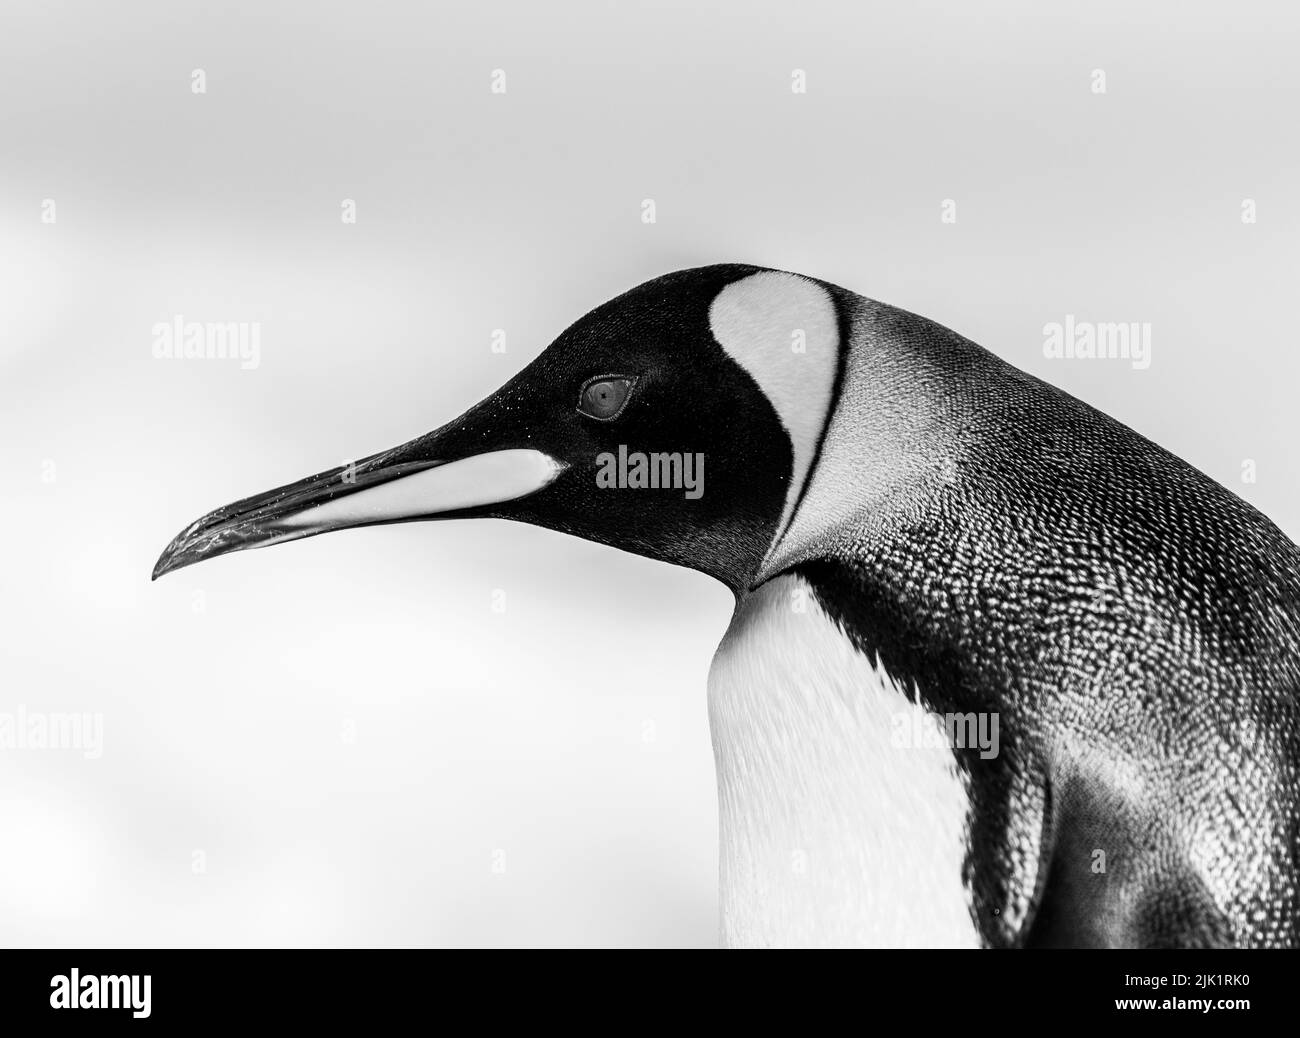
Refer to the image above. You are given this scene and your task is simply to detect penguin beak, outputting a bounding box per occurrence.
[151,430,566,581]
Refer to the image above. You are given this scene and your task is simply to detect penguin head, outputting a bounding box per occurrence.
[152,265,843,594]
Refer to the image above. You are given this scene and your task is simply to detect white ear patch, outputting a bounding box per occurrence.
[708,271,839,552]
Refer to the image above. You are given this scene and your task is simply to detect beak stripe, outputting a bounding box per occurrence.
[273,448,565,532]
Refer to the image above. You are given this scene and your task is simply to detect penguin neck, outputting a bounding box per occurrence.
[705,296,1018,946]
[757,290,1003,583]
[707,574,980,948]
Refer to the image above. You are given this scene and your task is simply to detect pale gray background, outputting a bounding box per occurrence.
[1,0,1297,946]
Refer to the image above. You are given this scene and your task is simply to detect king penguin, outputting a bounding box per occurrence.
[153,264,1300,948]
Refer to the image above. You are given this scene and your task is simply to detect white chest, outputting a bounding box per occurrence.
[707,575,981,948]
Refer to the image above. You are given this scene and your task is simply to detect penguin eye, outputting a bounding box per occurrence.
[577,376,635,421]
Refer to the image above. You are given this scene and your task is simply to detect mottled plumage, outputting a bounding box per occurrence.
[777,285,1300,946]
